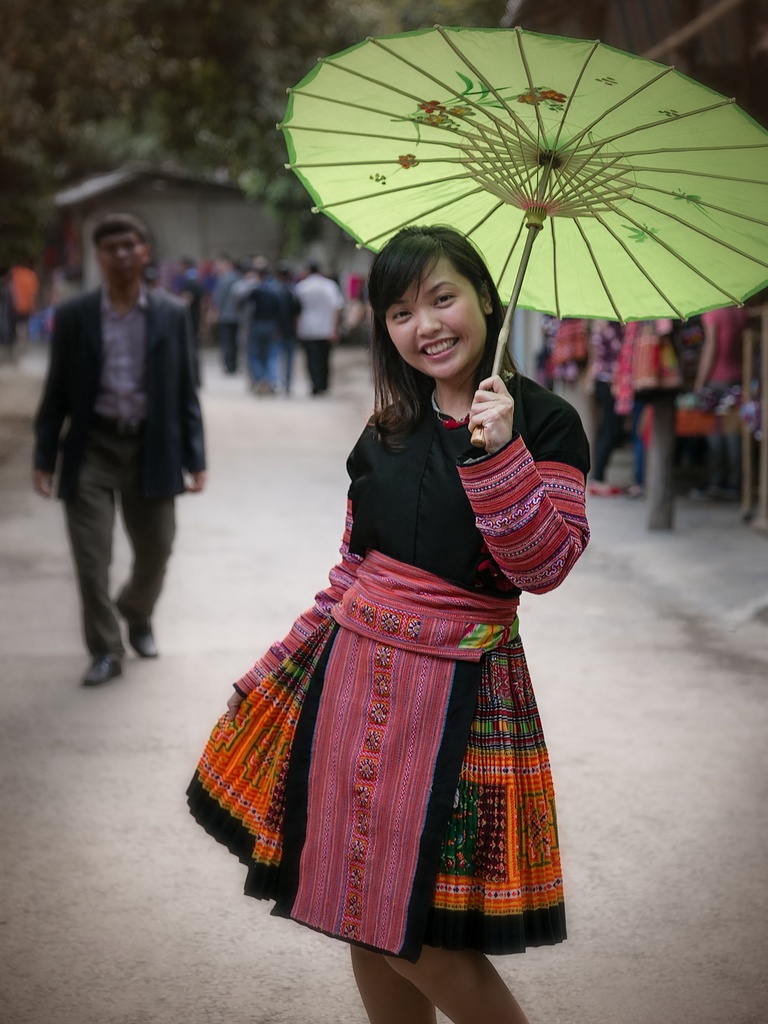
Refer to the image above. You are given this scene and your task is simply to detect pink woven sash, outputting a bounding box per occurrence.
[332,550,519,660]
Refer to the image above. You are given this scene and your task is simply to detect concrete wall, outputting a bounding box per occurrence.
[73,179,375,291]
[77,181,284,288]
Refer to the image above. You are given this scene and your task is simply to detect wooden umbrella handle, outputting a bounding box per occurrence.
[468,215,546,449]
[470,424,486,447]
[469,304,515,448]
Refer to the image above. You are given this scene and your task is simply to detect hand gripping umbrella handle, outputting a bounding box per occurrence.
[470,214,545,448]
[469,307,514,446]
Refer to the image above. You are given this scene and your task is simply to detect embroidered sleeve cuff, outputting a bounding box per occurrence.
[458,440,590,594]
[456,435,533,505]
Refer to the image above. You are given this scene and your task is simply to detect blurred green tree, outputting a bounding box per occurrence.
[0,0,506,262]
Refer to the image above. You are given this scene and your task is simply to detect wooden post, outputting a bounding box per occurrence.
[646,392,677,531]
[742,326,755,520]
[752,307,768,536]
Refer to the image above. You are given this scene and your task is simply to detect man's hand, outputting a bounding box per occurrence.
[32,469,54,498]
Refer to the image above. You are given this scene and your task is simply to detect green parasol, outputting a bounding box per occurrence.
[280,24,768,348]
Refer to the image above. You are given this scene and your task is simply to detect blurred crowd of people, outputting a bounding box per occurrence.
[152,254,355,398]
[536,308,750,502]
[3,251,369,403]
[6,247,755,505]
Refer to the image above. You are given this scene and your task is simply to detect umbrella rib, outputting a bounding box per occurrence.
[540,169,745,307]
[290,159,466,169]
[583,98,736,151]
[358,184,493,247]
[526,37,603,208]
[607,178,768,229]
[611,163,768,186]
[549,151,624,205]
[588,211,686,318]
[283,124,467,151]
[628,194,768,268]
[283,119,543,174]
[284,87,443,130]
[370,29,536,148]
[496,218,527,292]
[286,85,531,165]
[469,123,535,200]
[547,38,601,157]
[465,198,506,238]
[572,219,623,322]
[563,65,676,151]
[514,28,547,181]
[572,155,768,213]
[426,27,536,152]
[618,142,768,158]
[548,152,632,212]
[305,173,473,211]
[329,39,537,149]
[599,198,745,304]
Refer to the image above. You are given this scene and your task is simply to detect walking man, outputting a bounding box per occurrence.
[32,213,207,687]
[243,258,282,395]
[274,262,301,395]
[295,261,344,396]
[211,255,242,374]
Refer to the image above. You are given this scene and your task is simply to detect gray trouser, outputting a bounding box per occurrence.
[64,430,176,657]
[707,431,741,491]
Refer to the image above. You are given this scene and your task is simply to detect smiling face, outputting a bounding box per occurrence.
[384,256,493,406]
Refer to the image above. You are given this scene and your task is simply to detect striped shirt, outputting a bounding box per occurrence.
[94,286,148,421]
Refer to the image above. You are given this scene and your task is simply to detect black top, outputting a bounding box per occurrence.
[245,280,282,322]
[347,374,589,593]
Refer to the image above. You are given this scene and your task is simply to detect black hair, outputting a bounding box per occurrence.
[92,213,149,246]
[366,225,514,448]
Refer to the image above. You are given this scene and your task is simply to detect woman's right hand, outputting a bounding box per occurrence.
[226,690,244,722]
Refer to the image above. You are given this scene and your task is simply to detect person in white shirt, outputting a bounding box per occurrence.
[295,261,344,395]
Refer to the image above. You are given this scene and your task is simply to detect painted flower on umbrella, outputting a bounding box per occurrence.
[518,86,567,111]
[399,153,418,169]
[414,99,475,130]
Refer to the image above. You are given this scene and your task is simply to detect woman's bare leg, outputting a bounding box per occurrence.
[385,946,530,1024]
[350,946,438,1024]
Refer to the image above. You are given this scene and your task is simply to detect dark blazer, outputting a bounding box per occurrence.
[34,288,206,501]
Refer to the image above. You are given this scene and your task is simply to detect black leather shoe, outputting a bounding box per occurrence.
[128,621,158,658]
[82,655,123,687]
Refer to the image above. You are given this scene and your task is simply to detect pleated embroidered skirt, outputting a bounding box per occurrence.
[187,552,566,961]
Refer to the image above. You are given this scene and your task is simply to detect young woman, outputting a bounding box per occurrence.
[188,226,591,1024]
